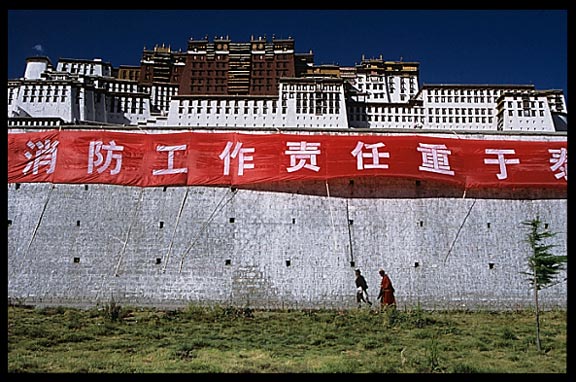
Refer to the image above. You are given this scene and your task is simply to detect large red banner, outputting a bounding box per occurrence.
[7,130,567,189]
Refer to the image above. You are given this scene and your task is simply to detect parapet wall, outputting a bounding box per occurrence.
[7,175,567,311]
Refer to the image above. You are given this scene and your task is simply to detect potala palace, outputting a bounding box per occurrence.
[7,35,567,310]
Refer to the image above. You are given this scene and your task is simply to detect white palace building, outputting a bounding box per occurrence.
[7,36,568,132]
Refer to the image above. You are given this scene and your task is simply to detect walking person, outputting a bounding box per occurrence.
[377,268,396,309]
[355,269,372,308]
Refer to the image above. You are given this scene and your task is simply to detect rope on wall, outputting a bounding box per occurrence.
[178,187,238,273]
[161,187,189,273]
[25,184,53,254]
[325,180,340,260]
[13,184,55,282]
[443,199,476,264]
[113,188,145,277]
[345,199,355,265]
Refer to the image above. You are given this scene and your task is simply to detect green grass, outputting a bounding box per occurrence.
[7,303,567,373]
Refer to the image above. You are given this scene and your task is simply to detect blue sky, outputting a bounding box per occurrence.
[7,9,568,101]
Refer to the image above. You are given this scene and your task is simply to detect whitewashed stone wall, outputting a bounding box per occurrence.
[7,175,567,311]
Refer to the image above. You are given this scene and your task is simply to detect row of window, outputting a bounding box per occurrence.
[109,97,145,114]
[350,106,510,117]
[107,83,144,93]
[189,61,229,69]
[181,71,218,81]
[8,119,61,127]
[175,104,341,116]
[19,85,68,96]
[188,68,291,78]
[284,91,341,100]
[22,95,144,114]
[178,105,278,115]
[430,88,503,96]
[429,108,493,116]
[188,86,229,93]
[152,87,177,96]
[349,114,497,124]
[350,106,424,114]
[252,61,292,68]
[427,96,498,103]
[178,99,278,108]
[59,62,106,76]
[281,84,340,92]
[295,107,340,115]
[350,114,426,123]
[21,95,67,103]
[173,100,340,115]
[190,54,290,61]
[427,116,494,124]
[118,71,140,81]
[508,110,545,117]
[189,77,278,86]
[350,107,504,117]
[252,70,290,76]
[356,75,416,84]
[507,101,546,109]
[360,83,417,93]
[349,106,545,117]
[293,92,340,100]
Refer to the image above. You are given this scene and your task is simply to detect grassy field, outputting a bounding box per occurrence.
[7,302,567,373]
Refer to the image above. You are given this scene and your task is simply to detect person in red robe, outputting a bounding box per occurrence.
[377,268,396,308]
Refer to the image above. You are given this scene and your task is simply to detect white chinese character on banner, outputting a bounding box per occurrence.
[219,141,255,176]
[351,141,390,170]
[285,141,321,173]
[417,143,455,176]
[23,139,59,175]
[549,148,567,180]
[152,144,188,175]
[484,149,520,180]
[88,140,124,175]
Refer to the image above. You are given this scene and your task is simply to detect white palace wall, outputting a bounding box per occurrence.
[7,170,567,311]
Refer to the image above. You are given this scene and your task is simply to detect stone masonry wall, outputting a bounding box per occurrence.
[7,175,567,311]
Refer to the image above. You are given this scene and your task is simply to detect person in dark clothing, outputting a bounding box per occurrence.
[355,269,372,307]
